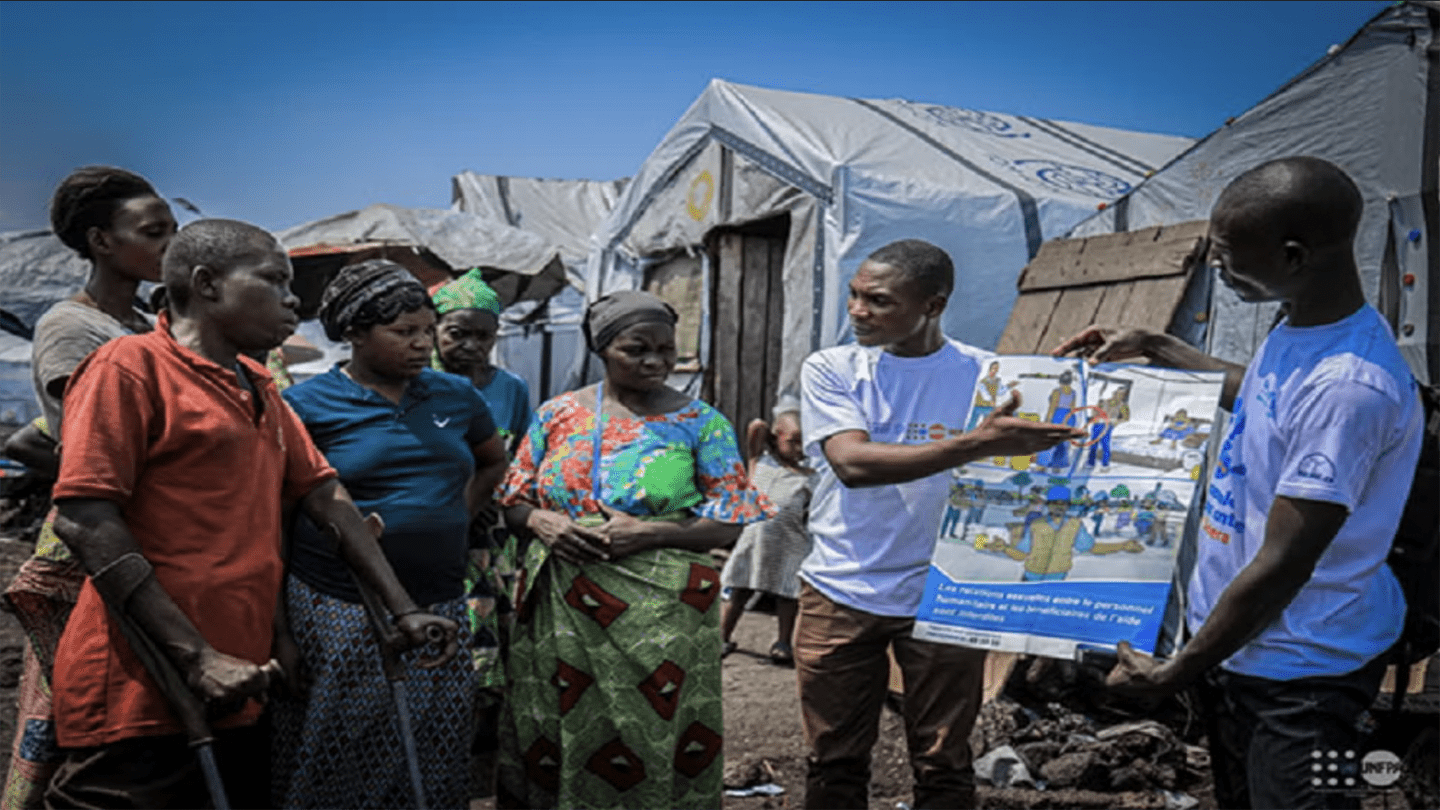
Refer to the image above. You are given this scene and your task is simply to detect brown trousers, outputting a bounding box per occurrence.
[795,583,986,810]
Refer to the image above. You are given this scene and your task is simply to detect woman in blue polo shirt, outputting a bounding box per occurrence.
[270,260,510,810]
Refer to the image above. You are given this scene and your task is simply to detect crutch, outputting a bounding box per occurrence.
[101,600,281,809]
[329,516,442,810]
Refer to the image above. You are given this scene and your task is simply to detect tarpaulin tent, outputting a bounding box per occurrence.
[275,202,569,380]
[450,175,628,406]
[0,231,135,425]
[0,230,96,337]
[1064,1,1439,385]
[276,203,566,314]
[583,79,1194,433]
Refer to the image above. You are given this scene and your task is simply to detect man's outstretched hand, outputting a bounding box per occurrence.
[970,391,1086,456]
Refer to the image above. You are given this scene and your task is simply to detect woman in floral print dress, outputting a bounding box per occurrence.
[496,291,773,809]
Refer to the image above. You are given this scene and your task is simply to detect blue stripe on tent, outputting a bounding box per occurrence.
[812,205,824,350]
[711,127,833,204]
[1424,4,1440,384]
[850,98,1044,259]
[602,126,836,353]
[606,135,714,250]
[1020,116,1156,176]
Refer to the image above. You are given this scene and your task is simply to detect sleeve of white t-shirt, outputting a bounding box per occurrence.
[1274,379,1398,510]
[800,351,868,454]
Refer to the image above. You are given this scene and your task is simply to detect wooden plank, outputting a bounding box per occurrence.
[1121,275,1190,334]
[996,290,1061,355]
[714,234,744,421]
[1089,281,1137,328]
[763,236,786,420]
[1035,285,1108,355]
[1015,237,1087,292]
[1019,221,1208,291]
[739,235,771,432]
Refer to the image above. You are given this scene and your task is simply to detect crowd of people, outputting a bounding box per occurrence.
[0,153,1423,810]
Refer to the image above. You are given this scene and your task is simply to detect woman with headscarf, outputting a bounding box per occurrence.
[269,260,510,809]
[430,269,532,794]
[495,290,774,810]
[432,268,532,451]
[1,166,176,810]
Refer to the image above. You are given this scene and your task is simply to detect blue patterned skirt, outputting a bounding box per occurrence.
[270,575,476,809]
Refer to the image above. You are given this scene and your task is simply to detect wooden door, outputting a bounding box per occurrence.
[708,217,788,438]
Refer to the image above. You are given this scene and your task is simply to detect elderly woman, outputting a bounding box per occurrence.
[430,269,533,793]
[432,268,532,450]
[270,260,510,809]
[496,290,773,809]
[2,166,176,810]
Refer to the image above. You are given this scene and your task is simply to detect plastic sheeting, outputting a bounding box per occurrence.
[1066,2,1436,382]
[0,230,94,333]
[451,173,628,287]
[277,202,564,289]
[451,176,628,402]
[585,79,1195,402]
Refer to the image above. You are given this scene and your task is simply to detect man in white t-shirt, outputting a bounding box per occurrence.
[796,239,1083,810]
[1056,157,1424,810]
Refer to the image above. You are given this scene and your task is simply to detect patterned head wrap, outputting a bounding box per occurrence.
[432,268,503,317]
[317,259,429,341]
[582,290,678,353]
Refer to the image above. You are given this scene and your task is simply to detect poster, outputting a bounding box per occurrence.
[913,355,1224,659]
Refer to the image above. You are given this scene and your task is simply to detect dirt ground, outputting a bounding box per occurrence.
[719,610,911,810]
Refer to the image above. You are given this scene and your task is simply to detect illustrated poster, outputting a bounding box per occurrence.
[913,356,1224,659]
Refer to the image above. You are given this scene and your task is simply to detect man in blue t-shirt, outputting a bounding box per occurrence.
[797,239,1082,809]
[1056,157,1424,810]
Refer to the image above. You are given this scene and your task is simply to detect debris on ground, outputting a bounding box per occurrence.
[967,655,1211,808]
[973,745,1035,789]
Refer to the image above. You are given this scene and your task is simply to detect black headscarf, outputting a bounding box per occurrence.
[582,290,678,353]
[317,259,430,341]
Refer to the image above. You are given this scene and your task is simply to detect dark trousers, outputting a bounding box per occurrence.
[1200,655,1387,810]
[794,583,986,810]
[45,723,270,810]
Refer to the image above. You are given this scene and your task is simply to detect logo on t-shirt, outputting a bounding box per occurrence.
[1256,374,1278,420]
[1213,409,1247,481]
[1296,453,1337,484]
[901,421,963,442]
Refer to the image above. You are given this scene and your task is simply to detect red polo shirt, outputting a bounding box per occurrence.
[51,312,336,747]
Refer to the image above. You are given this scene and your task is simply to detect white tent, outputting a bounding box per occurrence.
[450,174,628,406]
[1065,1,1438,385]
[583,79,1194,428]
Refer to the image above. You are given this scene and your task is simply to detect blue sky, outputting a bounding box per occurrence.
[0,1,1391,234]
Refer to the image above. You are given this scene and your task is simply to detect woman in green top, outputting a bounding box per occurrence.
[495,290,773,809]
